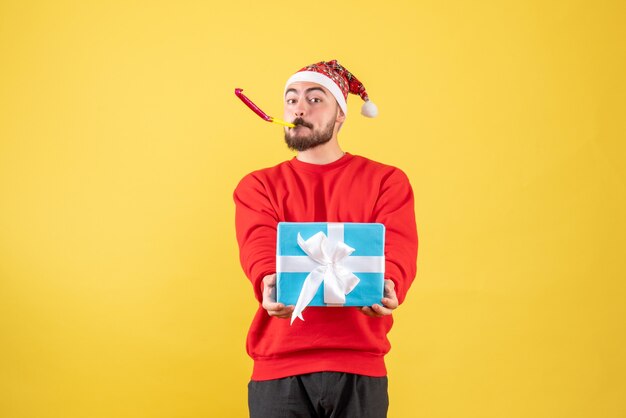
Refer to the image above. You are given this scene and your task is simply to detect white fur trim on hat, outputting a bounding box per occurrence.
[284,71,348,116]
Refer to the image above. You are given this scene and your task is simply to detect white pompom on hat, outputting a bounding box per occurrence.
[284,59,378,118]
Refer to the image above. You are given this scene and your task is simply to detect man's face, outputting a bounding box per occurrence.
[283,81,345,152]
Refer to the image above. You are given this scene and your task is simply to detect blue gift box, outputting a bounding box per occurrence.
[276,222,385,310]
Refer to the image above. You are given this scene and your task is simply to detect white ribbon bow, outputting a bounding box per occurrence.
[290,231,361,324]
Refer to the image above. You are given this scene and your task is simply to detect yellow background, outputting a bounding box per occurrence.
[1,1,624,417]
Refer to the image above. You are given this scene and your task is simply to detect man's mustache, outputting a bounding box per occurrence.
[292,118,313,129]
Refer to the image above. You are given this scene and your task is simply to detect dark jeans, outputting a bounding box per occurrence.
[248,371,389,418]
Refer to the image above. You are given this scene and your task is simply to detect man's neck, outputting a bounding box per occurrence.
[296,138,345,165]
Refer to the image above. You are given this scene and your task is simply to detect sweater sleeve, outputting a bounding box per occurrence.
[233,173,278,303]
[372,168,418,305]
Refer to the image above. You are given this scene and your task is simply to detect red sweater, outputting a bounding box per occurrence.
[233,152,418,381]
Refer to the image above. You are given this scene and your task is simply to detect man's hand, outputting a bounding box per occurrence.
[360,279,399,317]
[261,273,295,319]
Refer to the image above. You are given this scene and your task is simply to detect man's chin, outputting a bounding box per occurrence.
[287,143,323,152]
[284,121,334,152]
[285,138,332,152]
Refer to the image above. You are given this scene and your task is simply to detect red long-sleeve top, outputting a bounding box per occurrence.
[233,152,418,381]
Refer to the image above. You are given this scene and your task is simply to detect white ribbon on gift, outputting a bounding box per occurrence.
[277,223,384,325]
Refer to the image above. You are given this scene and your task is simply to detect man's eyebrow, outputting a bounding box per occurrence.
[305,87,328,96]
[285,87,328,97]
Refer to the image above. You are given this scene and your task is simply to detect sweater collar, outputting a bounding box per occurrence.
[288,152,354,173]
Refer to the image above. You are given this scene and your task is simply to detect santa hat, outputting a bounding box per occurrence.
[284,59,378,118]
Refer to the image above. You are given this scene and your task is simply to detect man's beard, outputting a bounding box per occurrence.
[284,117,335,152]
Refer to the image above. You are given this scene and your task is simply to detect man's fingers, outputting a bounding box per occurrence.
[372,303,393,316]
[263,276,399,319]
[360,306,383,317]
[262,300,290,312]
[261,274,294,319]
[360,304,393,317]
[264,283,276,299]
[382,280,399,310]
[382,297,399,310]
[384,280,397,296]
[263,303,294,318]
[262,274,278,300]
[262,299,282,310]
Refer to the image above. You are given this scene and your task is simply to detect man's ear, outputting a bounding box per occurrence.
[336,107,346,124]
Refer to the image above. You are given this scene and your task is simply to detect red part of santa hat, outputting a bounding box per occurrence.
[284,59,378,118]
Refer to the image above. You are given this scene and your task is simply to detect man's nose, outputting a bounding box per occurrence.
[293,102,306,117]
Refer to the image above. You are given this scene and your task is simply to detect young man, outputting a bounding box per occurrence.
[234,60,418,418]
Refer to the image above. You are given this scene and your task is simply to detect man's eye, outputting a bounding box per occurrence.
[286,99,296,104]
[309,98,321,103]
